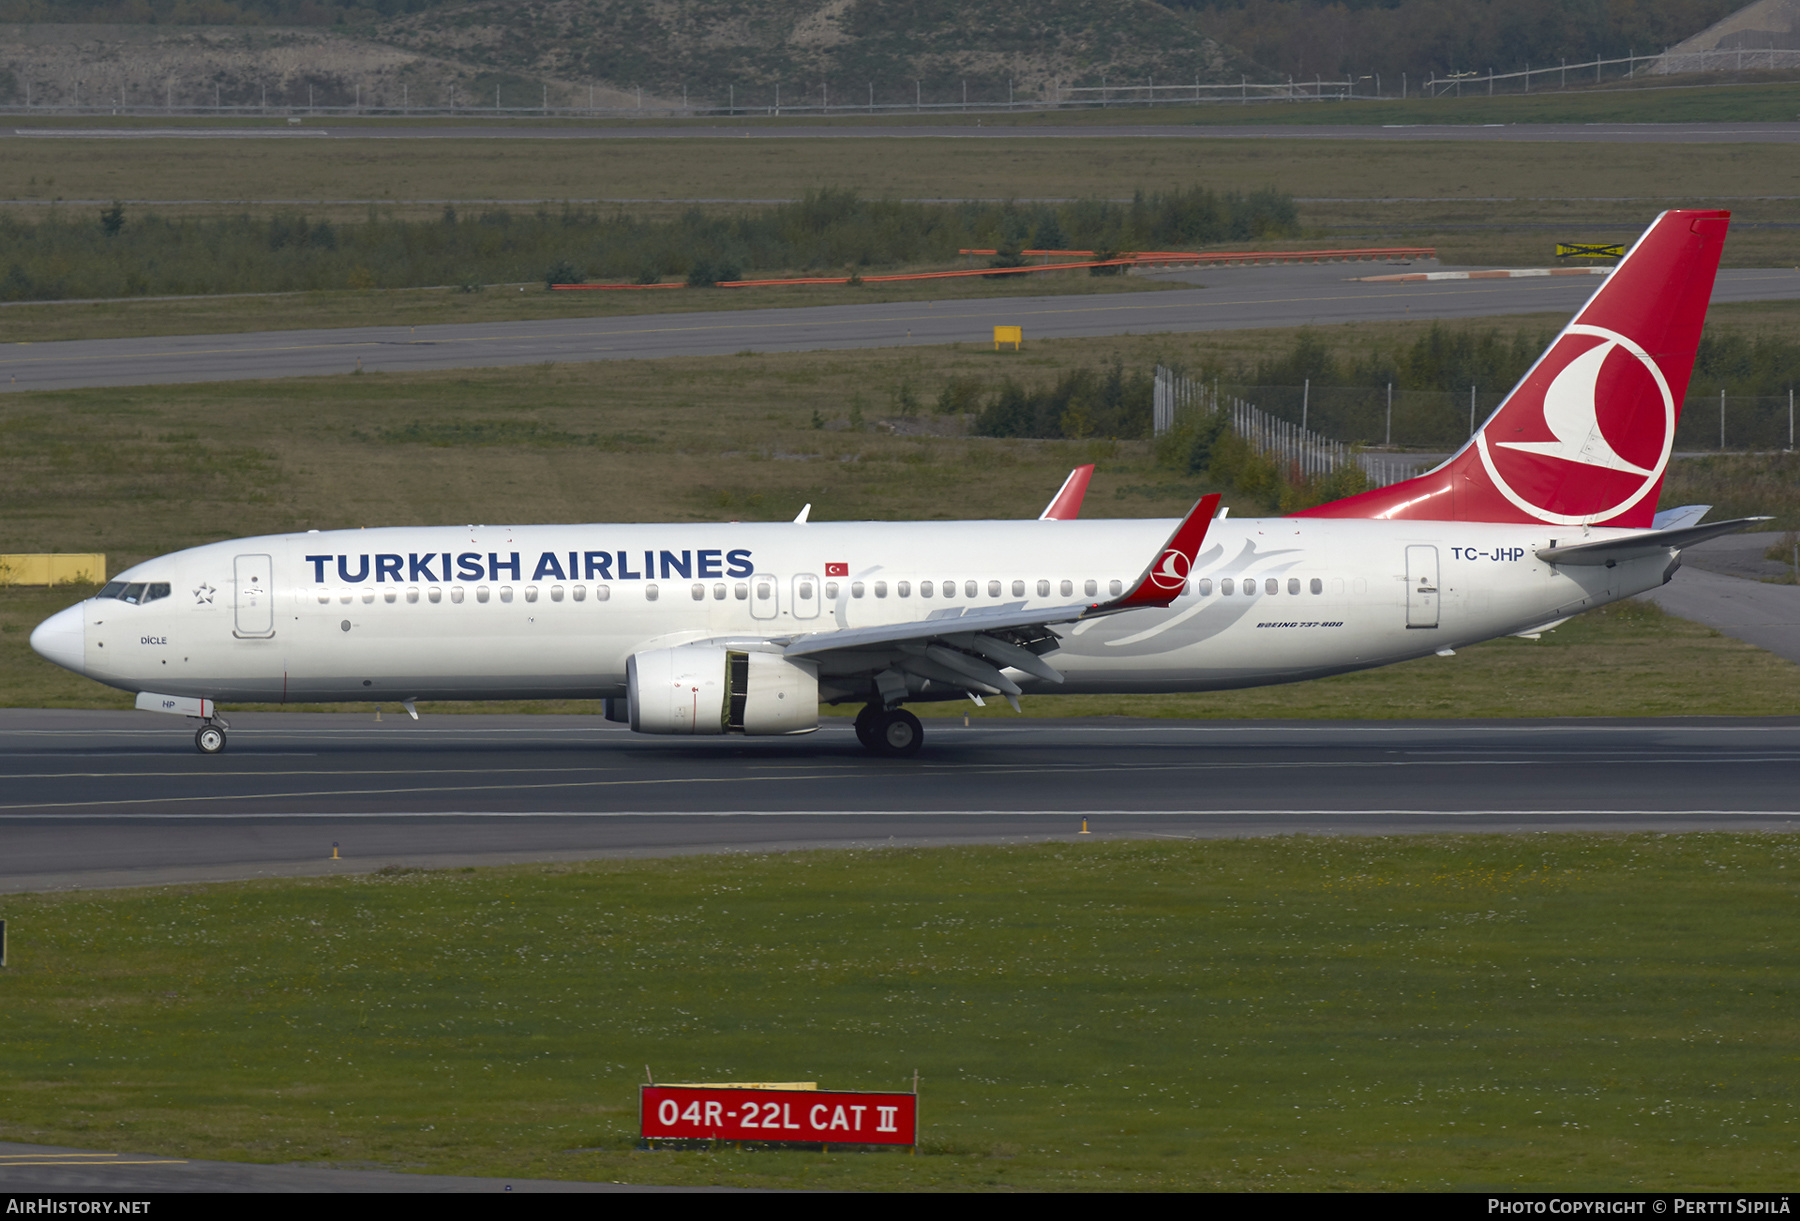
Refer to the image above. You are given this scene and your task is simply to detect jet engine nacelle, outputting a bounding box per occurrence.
[627,645,819,735]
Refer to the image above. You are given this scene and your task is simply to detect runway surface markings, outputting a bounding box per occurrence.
[4,750,1796,781]
[4,756,1798,812]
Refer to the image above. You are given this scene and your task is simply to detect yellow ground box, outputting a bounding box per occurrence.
[0,554,106,585]
[993,325,1022,351]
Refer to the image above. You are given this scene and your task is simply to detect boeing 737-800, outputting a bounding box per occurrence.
[30,209,1762,756]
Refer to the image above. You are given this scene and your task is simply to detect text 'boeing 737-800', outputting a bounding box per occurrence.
[30,210,1765,756]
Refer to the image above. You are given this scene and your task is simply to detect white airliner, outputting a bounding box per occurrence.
[30,209,1762,756]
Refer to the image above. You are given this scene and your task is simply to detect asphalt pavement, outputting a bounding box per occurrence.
[1,711,1795,894]
[7,265,1799,393]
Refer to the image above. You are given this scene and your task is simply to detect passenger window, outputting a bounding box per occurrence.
[317,590,330,604]
[1037,579,1050,597]
[736,582,750,600]
[1310,578,1323,595]
[1221,578,1234,595]
[1083,579,1097,598]
[1245,581,1256,597]
[1198,578,1213,596]
[897,581,910,597]
[525,586,538,603]
[824,581,838,599]
[1012,580,1025,597]
[427,587,441,604]
[595,585,611,601]
[965,580,978,598]
[755,580,772,600]
[714,583,727,600]
[798,580,814,599]
[851,581,864,598]
[1288,578,1301,595]
[550,585,564,602]
[339,590,352,604]
[383,589,396,604]
[920,581,933,599]
[1264,578,1277,595]
[572,585,586,602]
[691,583,705,601]
[451,587,465,604]
[406,586,420,604]
[476,586,490,603]
[1109,580,1122,597]
[1060,579,1073,597]
[874,581,888,598]
[646,583,659,601]
[362,588,375,604]
[499,586,514,603]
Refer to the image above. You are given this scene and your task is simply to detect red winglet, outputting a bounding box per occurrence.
[1085,494,1223,616]
[1039,464,1095,520]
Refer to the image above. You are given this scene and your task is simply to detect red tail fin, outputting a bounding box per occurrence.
[1297,209,1729,527]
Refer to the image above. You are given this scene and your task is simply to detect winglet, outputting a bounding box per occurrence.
[1083,494,1222,616]
[1038,465,1095,520]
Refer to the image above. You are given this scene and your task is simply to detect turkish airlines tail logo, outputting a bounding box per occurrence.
[1477,324,1674,525]
[1295,209,1730,528]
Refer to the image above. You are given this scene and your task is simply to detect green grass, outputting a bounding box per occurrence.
[3,835,1798,1189]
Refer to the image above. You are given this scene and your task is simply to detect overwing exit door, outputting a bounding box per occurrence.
[1405,545,1439,629]
[791,573,820,619]
[234,553,275,638]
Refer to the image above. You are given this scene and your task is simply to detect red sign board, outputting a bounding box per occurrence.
[641,1086,917,1145]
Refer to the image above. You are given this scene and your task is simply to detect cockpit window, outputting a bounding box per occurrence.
[99,581,170,604]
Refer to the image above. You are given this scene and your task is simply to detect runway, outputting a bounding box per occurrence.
[1,710,1795,893]
[18,122,1800,143]
[7,264,1799,392]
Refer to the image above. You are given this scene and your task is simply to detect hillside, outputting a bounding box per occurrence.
[369,0,1249,107]
[0,0,1250,112]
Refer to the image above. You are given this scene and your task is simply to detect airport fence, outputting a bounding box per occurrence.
[1155,369,1800,480]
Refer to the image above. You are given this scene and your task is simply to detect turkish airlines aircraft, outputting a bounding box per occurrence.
[30,210,1762,757]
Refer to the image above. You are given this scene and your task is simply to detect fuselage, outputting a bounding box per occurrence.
[42,516,1670,705]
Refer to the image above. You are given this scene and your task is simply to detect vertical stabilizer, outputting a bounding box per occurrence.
[1297,209,1729,527]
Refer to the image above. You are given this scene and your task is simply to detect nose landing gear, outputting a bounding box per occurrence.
[854,704,923,757]
[194,721,227,755]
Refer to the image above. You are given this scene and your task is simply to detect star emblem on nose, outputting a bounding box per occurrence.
[194,583,215,604]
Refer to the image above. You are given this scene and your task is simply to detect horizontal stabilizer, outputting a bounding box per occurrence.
[1536,516,1770,566]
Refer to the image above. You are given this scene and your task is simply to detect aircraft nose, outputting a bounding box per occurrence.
[30,603,86,675]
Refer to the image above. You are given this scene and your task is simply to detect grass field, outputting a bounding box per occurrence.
[7,135,1800,268]
[2,835,1797,1190]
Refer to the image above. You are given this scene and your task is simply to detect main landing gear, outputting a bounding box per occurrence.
[194,721,227,755]
[854,704,923,757]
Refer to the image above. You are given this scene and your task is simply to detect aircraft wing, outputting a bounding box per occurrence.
[1537,516,1770,566]
[754,495,1223,699]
